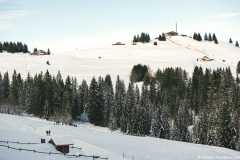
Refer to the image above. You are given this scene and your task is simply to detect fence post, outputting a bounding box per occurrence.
[123,152,124,158]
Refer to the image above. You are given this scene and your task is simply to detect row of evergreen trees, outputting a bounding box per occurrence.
[0,42,28,53]
[158,33,166,41]
[0,66,239,150]
[193,32,218,44]
[133,33,151,43]
[229,38,239,47]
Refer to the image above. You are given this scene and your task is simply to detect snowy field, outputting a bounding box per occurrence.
[0,36,240,159]
[0,36,239,85]
[0,113,240,160]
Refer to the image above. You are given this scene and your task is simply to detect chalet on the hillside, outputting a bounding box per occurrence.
[48,137,74,154]
[132,42,137,45]
[112,42,125,45]
[165,31,178,37]
[197,56,213,62]
[31,50,46,56]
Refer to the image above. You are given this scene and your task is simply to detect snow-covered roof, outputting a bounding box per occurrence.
[49,137,74,146]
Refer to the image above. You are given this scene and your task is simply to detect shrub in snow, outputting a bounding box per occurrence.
[154,42,157,45]
[130,64,148,82]
[79,113,89,122]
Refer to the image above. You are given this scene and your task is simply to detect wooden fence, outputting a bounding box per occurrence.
[0,140,108,159]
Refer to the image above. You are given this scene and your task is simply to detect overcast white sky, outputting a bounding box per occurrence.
[0,0,240,53]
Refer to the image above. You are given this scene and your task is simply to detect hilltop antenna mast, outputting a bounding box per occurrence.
[176,22,177,33]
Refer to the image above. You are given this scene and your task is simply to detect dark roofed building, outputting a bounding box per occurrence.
[48,137,74,154]
[165,31,178,37]
[112,42,125,45]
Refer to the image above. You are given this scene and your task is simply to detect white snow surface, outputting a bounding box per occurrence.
[0,36,239,85]
[0,36,240,159]
[0,114,240,160]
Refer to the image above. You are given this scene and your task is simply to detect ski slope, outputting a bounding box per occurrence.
[0,37,240,159]
[0,113,240,160]
[0,36,239,85]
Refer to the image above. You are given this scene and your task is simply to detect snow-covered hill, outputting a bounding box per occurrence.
[0,113,240,160]
[0,37,240,159]
[0,36,239,85]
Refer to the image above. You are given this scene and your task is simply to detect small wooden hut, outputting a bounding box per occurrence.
[48,137,74,154]
[197,56,213,62]
[112,42,125,45]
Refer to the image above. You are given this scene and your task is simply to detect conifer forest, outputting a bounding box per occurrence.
[0,65,240,151]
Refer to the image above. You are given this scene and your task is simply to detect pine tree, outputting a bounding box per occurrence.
[162,32,166,41]
[0,73,3,101]
[147,34,150,43]
[114,75,125,128]
[136,35,140,42]
[87,77,102,125]
[131,85,140,134]
[32,72,45,117]
[104,75,114,127]
[197,33,202,41]
[124,82,135,134]
[43,99,50,120]
[193,32,197,40]
[79,79,88,117]
[133,35,137,42]
[137,85,151,136]
[236,41,239,47]
[229,38,233,43]
[237,61,240,74]
[9,70,18,103]
[52,71,64,119]
[23,44,28,53]
[44,70,53,115]
[208,33,212,41]
[158,35,162,41]
[108,100,117,132]
[47,48,51,55]
[3,72,10,99]
[204,33,208,41]
[150,104,161,138]
[24,73,33,114]
[193,107,208,144]
[96,76,105,126]
[174,99,192,142]
[18,42,23,52]
[217,103,233,149]
[61,91,71,124]
[0,42,2,52]
[71,77,79,121]
[213,33,218,44]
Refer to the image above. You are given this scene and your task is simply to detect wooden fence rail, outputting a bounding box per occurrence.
[0,143,108,159]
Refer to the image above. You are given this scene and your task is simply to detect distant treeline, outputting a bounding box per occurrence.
[133,32,150,43]
[0,63,240,151]
[0,42,28,53]
[193,32,240,47]
[132,32,166,43]
[193,32,218,44]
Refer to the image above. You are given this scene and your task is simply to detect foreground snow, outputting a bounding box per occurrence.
[0,114,240,160]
